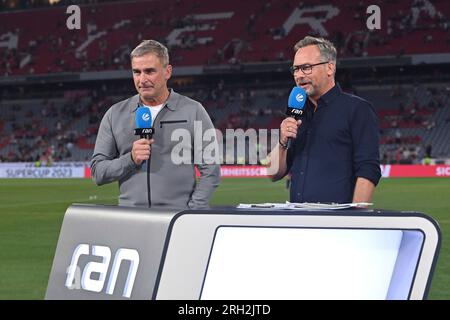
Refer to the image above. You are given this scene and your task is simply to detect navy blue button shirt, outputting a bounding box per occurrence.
[286,84,381,203]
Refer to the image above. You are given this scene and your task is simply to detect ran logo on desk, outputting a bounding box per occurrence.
[65,244,139,298]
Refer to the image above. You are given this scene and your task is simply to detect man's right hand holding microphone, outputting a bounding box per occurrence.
[131,138,154,165]
[279,118,302,149]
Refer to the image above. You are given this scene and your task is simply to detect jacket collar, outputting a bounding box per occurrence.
[130,88,180,113]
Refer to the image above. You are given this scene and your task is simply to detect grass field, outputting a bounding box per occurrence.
[0,177,449,299]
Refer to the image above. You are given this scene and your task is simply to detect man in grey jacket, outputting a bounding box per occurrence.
[91,40,220,209]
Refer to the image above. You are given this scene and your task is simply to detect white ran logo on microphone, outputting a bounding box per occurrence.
[296,93,304,102]
[142,113,150,121]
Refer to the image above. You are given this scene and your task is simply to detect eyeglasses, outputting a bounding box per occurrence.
[290,61,329,75]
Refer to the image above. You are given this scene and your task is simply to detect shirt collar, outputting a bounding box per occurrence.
[131,88,180,113]
[316,83,342,108]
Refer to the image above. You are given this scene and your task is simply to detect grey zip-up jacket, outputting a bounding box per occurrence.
[91,89,220,209]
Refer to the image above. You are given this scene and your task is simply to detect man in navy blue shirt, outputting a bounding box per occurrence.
[268,36,381,204]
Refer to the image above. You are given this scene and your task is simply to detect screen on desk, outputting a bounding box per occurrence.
[200,227,423,300]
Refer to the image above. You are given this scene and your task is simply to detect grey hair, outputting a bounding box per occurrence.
[130,40,169,66]
[294,36,337,63]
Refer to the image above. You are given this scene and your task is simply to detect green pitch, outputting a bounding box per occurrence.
[0,178,448,299]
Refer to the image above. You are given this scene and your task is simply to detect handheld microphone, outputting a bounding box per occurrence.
[285,86,307,149]
[134,106,154,139]
[134,106,154,208]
